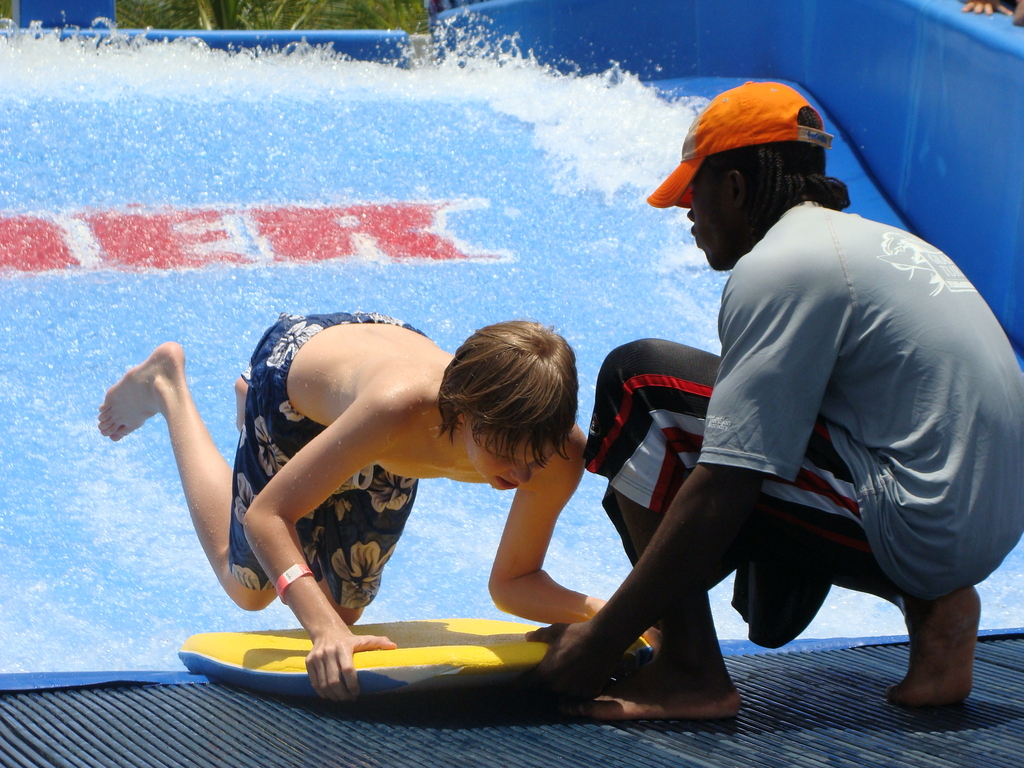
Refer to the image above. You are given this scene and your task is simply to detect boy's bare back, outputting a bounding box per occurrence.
[275,322,476,482]
[286,322,449,422]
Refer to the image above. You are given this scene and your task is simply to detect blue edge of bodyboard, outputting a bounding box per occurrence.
[3,627,1022,695]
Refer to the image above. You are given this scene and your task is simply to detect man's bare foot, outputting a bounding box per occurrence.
[887,586,979,707]
[562,651,740,721]
[98,342,187,441]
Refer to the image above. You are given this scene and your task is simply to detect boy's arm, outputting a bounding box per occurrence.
[242,390,411,700]
[488,425,605,624]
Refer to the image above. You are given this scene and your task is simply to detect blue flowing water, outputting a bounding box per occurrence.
[0,31,1020,673]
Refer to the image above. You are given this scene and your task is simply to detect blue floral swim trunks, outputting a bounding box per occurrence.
[229,311,425,609]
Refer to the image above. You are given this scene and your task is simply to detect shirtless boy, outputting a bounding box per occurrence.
[99,311,598,701]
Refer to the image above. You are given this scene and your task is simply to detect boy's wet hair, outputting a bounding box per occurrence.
[438,321,578,465]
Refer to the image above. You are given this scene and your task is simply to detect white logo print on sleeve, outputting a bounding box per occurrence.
[877,233,976,296]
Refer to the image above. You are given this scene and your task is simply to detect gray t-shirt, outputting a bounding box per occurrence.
[700,203,1024,599]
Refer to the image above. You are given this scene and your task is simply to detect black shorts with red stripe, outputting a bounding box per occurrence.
[584,339,901,648]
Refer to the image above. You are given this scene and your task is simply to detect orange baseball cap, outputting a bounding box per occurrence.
[648,81,833,209]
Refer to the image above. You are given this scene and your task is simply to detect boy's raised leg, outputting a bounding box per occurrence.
[99,342,273,610]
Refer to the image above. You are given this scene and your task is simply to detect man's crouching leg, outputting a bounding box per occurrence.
[571,590,741,721]
[572,491,740,721]
[887,586,980,706]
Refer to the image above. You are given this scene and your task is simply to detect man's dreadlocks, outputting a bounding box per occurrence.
[702,106,851,245]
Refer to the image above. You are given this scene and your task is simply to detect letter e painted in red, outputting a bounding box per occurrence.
[86,209,246,269]
[248,206,355,263]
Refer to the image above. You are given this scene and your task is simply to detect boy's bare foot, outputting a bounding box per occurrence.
[887,586,979,707]
[562,651,740,721]
[98,342,187,441]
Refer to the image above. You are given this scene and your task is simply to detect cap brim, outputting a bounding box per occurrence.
[647,158,701,208]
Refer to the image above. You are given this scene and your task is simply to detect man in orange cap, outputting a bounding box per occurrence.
[524,81,1024,719]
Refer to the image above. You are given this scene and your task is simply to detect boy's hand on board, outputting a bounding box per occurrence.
[305,628,397,701]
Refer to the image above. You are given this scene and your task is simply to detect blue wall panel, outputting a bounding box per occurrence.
[13,0,115,28]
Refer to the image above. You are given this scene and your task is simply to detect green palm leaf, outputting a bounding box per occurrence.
[115,0,427,33]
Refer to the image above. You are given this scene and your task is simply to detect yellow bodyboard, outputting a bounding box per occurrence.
[179,618,549,696]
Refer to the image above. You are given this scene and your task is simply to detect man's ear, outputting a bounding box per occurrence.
[726,169,748,209]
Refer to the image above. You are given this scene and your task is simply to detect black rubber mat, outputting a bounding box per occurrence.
[2,636,1023,768]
